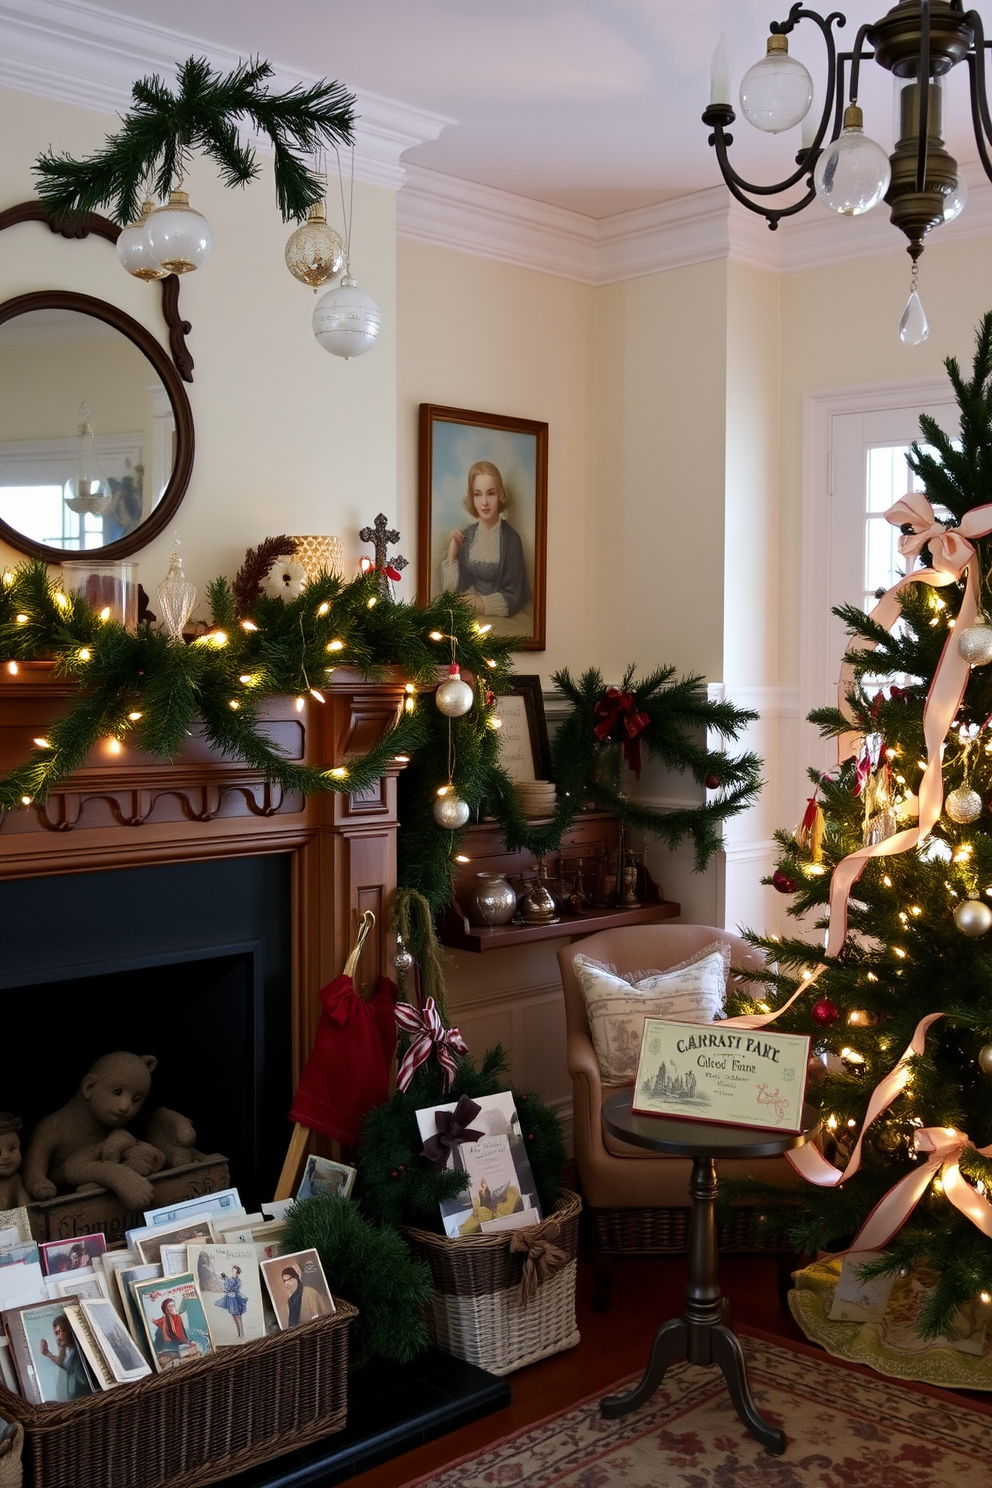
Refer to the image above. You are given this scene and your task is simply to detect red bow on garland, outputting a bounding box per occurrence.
[395,995,469,1092]
[593,688,651,779]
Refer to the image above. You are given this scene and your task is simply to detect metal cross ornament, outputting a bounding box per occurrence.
[359,513,408,599]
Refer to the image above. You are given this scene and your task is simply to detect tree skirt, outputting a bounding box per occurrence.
[402,1332,992,1488]
[789,1258,992,1391]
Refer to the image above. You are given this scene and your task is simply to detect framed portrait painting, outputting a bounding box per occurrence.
[418,404,548,650]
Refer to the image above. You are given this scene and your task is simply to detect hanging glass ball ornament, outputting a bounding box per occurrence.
[771,867,797,894]
[814,105,891,216]
[954,899,992,937]
[978,1043,992,1076]
[312,276,381,359]
[285,203,344,290]
[435,664,474,718]
[432,790,470,829]
[393,936,414,974]
[811,998,841,1027]
[957,618,992,666]
[145,191,212,275]
[739,35,813,134]
[117,199,167,280]
[156,535,197,640]
[945,786,983,824]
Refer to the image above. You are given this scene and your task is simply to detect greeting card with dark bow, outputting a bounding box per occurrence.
[414,1091,543,1238]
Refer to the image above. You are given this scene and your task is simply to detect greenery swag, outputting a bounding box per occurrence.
[34,56,355,227]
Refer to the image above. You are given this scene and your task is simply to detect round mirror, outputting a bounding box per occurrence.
[0,290,193,561]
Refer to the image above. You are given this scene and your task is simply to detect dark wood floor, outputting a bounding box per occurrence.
[349,1247,808,1488]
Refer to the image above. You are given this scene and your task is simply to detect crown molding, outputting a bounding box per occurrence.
[0,0,452,192]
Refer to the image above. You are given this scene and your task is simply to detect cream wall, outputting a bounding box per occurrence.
[0,86,400,606]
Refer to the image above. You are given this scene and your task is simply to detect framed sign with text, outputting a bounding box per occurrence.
[493,676,552,782]
[633,1019,810,1133]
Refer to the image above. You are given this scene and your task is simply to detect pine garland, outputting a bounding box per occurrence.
[33,56,355,226]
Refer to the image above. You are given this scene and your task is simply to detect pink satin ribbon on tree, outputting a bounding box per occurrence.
[395,996,468,1092]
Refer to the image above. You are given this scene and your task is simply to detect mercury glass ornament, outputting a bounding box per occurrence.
[145,191,212,275]
[435,664,474,717]
[945,785,983,824]
[954,899,992,937]
[958,619,992,666]
[432,791,470,829]
[117,199,167,281]
[393,936,414,973]
[285,203,344,290]
[466,872,518,928]
[156,536,197,640]
[978,1043,992,1076]
[312,276,381,359]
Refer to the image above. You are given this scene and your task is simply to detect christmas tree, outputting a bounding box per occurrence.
[731,314,992,1338]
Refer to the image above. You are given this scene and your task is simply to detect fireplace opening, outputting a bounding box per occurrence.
[0,854,293,1210]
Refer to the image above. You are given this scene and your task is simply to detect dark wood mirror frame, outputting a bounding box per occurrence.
[0,201,195,562]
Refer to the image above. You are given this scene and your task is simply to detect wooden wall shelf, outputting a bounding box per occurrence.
[439,898,680,952]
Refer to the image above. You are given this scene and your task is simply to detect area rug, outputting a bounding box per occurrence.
[402,1330,992,1487]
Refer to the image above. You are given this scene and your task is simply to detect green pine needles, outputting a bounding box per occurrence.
[34,56,355,226]
[729,312,992,1336]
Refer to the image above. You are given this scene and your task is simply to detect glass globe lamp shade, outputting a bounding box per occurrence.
[943,174,968,224]
[144,191,212,275]
[285,203,344,290]
[312,277,381,359]
[814,109,891,215]
[739,37,813,133]
[64,401,111,515]
[117,200,167,281]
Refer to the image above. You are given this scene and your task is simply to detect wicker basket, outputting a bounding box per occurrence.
[402,1190,581,1376]
[0,1302,356,1488]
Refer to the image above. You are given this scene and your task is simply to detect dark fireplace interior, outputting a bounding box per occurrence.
[0,854,293,1210]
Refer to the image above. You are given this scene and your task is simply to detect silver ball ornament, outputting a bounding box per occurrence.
[957,620,992,667]
[978,1043,992,1076]
[953,899,992,937]
[432,792,470,829]
[945,786,983,824]
[435,665,474,718]
[393,937,414,973]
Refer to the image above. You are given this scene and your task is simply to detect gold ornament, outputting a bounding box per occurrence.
[285,203,344,290]
[957,618,992,666]
[945,785,983,824]
[953,899,992,937]
[432,791,470,829]
[978,1043,992,1075]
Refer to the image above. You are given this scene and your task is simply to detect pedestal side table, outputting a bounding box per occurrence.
[600,1089,819,1455]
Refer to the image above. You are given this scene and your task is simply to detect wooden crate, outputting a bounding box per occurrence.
[26,1157,230,1244]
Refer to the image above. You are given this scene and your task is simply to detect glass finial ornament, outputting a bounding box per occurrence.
[144,191,212,275]
[64,402,111,515]
[958,616,992,665]
[312,276,381,359]
[945,785,983,823]
[285,202,344,290]
[899,262,929,346]
[739,34,813,134]
[814,105,891,215]
[432,789,470,829]
[117,199,167,281]
[435,663,474,718]
[156,535,197,640]
[393,936,414,974]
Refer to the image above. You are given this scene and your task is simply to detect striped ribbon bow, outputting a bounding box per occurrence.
[395,996,468,1092]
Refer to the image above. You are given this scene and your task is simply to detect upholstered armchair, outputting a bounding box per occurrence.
[557,923,801,1307]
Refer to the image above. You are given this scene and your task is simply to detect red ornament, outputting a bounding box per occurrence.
[705,773,721,789]
[771,868,797,894]
[811,998,841,1027]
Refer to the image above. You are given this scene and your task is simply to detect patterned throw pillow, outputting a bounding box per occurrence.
[574,943,731,1086]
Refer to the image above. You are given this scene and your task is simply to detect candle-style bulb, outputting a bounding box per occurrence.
[710,31,733,106]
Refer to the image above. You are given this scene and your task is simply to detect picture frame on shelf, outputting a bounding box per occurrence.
[418,403,548,651]
[493,676,552,783]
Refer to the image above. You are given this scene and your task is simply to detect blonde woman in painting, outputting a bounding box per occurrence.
[441,461,531,619]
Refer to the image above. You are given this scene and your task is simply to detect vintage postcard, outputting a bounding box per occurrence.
[135,1217,217,1267]
[633,1019,810,1132]
[189,1243,265,1346]
[39,1233,107,1277]
[115,1263,161,1350]
[132,1273,213,1372]
[0,1241,39,1269]
[828,1252,896,1323]
[54,1272,109,1303]
[77,1298,152,1385]
[0,1337,18,1394]
[416,1091,543,1237]
[159,1244,192,1278]
[0,1209,32,1245]
[0,1258,45,1313]
[295,1155,356,1202]
[142,1187,244,1229]
[218,1220,288,1266]
[260,1249,334,1330]
[4,1297,95,1403]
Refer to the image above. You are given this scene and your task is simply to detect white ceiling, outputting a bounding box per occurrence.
[2,0,986,221]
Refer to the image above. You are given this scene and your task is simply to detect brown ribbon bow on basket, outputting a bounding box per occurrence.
[508,1215,568,1305]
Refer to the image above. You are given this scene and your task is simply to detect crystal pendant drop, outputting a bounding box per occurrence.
[899,288,929,345]
[156,535,197,640]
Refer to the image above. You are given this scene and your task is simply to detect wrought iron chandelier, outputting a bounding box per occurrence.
[702,1,992,343]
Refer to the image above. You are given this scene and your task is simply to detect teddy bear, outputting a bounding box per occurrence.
[22,1052,175,1211]
[0,1112,31,1209]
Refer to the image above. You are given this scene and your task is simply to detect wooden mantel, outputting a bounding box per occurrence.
[0,661,409,1084]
